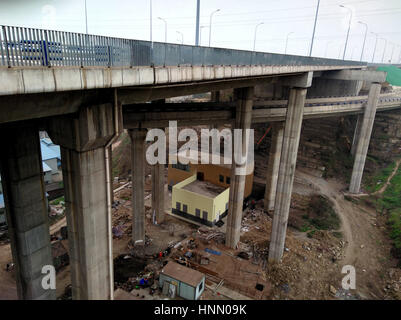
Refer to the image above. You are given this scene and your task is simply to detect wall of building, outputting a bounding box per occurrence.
[213,187,230,221]
[172,175,215,223]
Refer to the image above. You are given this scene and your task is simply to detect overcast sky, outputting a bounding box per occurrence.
[0,0,400,62]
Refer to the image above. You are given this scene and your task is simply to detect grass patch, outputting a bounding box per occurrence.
[50,196,64,206]
[364,160,397,193]
[305,195,341,231]
[369,165,401,264]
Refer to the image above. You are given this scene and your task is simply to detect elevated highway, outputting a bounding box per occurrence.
[0,25,399,300]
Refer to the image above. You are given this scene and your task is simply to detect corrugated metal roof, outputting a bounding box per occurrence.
[40,139,60,161]
[161,262,204,287]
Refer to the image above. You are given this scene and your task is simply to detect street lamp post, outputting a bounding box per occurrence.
[340,5,353,60]
[195,0,200,46]
[371,32,379,63]
[209,9,220,47]
[150,0,153,42]
[177,31,184,45]
[253,22,264,52]
[381,38,387,63]
[358,21,368,62]
[84,0,88,34]
[309,0,321,57]
[285,32,294,54]
[158,17,168,43]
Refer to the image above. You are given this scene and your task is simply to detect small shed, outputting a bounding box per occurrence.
[159,262,205,300]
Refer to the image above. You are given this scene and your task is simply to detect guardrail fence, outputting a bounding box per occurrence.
[1,25,366,68]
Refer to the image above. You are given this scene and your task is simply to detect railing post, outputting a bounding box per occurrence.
[78,34,84,67]
[43,30,51,67]
[2,26,11,67]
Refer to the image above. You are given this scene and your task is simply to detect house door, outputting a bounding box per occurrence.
[197,172,204,181]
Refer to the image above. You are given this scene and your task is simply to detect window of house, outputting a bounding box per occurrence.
[195,209,201,218]
[198,281,203,292]
[183,204,188,213]
[172,163,190,172]
[226,176,231,185]
[219,175,224,183]
[202,211,208,220]
[176,202,181,211]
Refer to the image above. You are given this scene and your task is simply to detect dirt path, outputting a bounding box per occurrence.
[296,170,395,299]
[372,159,401,196]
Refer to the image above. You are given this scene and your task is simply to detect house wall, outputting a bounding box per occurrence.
[213,187,230,221]
[44,171,53,184]
[172,175,215,224]
[158,273,201,300]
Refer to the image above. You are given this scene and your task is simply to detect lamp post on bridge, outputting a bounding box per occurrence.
[340,4,353,60]
[285,32,294,54]
[253,22,264,52]
[177,31,184,45]
[209,9,220,47]
[150,0,153,43]
[371,32,379,63]
[358,21,368,62]
[309,0,320,57]
[158,17,168,43]
[84,0,88,34]
[380,38,387,63]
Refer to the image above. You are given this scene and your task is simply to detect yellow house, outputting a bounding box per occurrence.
[169,151,254,226]
[172,174,230,226]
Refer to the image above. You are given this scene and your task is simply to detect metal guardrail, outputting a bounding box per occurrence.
[1,25,366,68]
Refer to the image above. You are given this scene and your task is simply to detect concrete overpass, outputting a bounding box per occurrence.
[0,25,398,300]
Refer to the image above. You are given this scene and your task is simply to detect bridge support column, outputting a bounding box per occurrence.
[151,162,165,225]
[0,124,55,300]
[225,87,254,249]
[268,87,307,263]
[349,83,381,194]
[351,114,364,156]
[264,122,284,211]
[47,100,122,300]
[128,129,147,244]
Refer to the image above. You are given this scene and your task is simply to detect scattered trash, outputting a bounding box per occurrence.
[205,248,221,256]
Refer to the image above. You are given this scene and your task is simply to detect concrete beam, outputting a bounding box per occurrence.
[128,129,148,245]
[264,122,284,211]
[268,87,307,263]
[0,124,55,300]
[320,70,387,83]
[279,72,313,88]
[349,83,382,194]
[226,87,254,249]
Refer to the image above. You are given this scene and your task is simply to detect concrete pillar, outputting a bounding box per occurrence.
[47,101,122,300]
[225,87,254,249]
[151,163,165,224]
[349,83,381,194]
[108,145,114,204]
[268,88,307,263]
[264,122,284,211]
[351,114,363,156]
[128,129,147,245]
[0,124,55,300]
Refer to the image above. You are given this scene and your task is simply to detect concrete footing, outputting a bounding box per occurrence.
[349,83,381,194]
[268,88,307,263]
[129,129,147,245]
[0,125,55,300]
[225,87,254,249]
[264,122,284,211]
